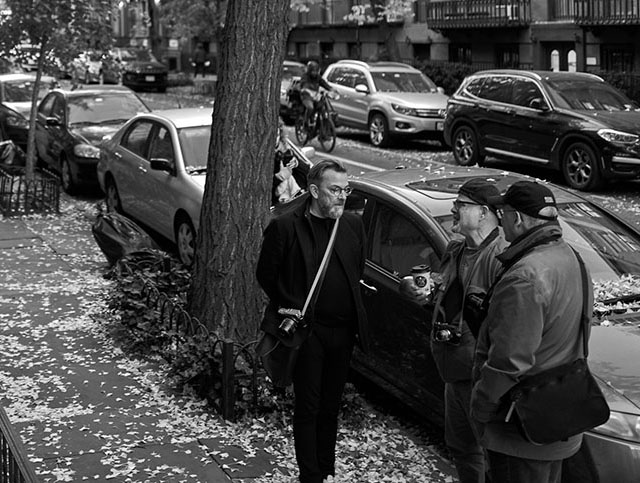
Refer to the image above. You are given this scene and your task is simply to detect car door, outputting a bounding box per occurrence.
[351,191,445,415]
[111,119,154,219]
[35,93,64,168]
[473,75,517,154]
[325,66,369,128]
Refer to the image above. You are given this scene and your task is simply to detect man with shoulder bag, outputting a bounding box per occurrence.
[256,159,369,483]
[401,178,507,483]
[471,181,609,483]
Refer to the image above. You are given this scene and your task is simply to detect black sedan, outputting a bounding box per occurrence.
[332,165,638,482]
[111,48,168,93]
[35,86,150,193]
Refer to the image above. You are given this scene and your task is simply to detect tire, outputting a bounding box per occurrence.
[318,117,336,153]
[105,178,122,214]
[369,113,391,148]
[294,117,309,145]
[562,141,602,191]
[452,125,484,167]
[60,157,75,194]
[175,215,196,267]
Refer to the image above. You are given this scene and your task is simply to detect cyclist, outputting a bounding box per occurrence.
[299,60,332,128]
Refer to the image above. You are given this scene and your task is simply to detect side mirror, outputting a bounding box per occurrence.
[355,84,369,94]
[530,98,550,111]
[150,158,173,172]
[45,116,62,126]
[437,86,446,95]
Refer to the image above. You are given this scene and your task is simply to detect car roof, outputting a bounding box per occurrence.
[352,165,587,218]
[0,73,56,83]
[284,60,305,67]
[49,86,138,97]
[333,59,419,73]
[131,108,213,128]
[470,69,605,83]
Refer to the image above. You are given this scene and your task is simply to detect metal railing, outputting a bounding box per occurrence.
[427,0,531,29]
[553,0,640,24]
[0,406,39,483]
[0,166,59,217]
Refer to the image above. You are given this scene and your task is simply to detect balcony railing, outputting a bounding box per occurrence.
[553,0,640,24]
[427,0,530,29]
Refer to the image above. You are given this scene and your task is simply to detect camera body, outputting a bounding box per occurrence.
[277,308,305,338]
[432,321,462,345]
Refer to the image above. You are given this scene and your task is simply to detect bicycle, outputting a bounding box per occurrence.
[294,89,337,153]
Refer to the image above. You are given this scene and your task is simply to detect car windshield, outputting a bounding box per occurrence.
[547,79,638,111]
[436,202,640,286]
[371,71,437,93]
[118,49,157,63]
[178,125,211,171]
[68,94,148,125]
[3,79,53,102]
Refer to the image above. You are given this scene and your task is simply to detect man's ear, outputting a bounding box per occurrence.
[309,183,319,199]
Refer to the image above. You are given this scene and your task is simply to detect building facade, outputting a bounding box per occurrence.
[287,0,640,75]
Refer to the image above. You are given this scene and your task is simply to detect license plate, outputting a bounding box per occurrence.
[436,122,444,131]
[145,75,155,82]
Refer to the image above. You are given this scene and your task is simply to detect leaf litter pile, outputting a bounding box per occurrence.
[0,196,454,483]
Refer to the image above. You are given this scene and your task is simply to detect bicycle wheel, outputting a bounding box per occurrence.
[318,116,336,152]
[294,116,309,145]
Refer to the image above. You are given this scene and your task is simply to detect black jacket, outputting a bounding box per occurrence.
[256,199,370,352]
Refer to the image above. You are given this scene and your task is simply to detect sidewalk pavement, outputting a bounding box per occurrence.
[0,199,458,483]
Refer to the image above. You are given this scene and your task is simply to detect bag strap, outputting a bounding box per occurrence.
[570,247,591,358]
[301,217,339,317]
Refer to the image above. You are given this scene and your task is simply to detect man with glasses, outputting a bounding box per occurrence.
[257,159,368,483]
[401,178,507,483]
[471,181,587,483]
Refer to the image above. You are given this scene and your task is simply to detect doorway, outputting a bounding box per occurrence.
[543,42,577,72]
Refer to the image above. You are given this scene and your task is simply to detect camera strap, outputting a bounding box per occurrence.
[301,217,340,317]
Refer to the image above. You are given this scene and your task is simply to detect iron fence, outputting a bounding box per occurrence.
[0,405,39,483]
[0,166,60,217]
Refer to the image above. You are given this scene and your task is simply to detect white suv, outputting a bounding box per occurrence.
[322,60,448,147]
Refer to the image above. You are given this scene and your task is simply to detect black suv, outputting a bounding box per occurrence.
[443,70,640,191]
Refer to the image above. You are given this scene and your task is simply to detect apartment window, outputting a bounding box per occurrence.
[414,0,429,23]
[320,42,334,62]
[601,44,634,72]
[450,44,472,64]
[497,44,519,68]
[413,43,431,62]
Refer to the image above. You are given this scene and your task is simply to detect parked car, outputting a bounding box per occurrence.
[280,60,306,124]
[110,47,168,93]
[96,108,315,266]
[294,165,637,482]
[35,86,150,193]
[0,73,59,151]
[322,59,448,147]
[444,69,640,192]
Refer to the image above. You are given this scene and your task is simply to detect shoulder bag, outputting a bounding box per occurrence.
[504,248,610,445]
[255,218,339,387]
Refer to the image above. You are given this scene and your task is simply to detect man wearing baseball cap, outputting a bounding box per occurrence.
[402,177,508,483]
[470,181,591,482]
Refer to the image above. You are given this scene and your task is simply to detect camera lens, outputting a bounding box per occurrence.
[435,329,451,342]
[278,317,297,337]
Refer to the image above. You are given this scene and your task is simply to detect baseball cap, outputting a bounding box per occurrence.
[488,181,557,220]
[458,178,500,212]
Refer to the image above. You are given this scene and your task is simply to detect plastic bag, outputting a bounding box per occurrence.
[92,212,159,266]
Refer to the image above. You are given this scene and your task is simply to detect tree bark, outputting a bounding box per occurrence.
[187,0,291,343]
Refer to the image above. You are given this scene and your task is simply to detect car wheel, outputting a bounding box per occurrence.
[175,215,196,267]
[60,157,75,194]
[452,125,484,167]
[369,113,391,147]
[105,178,122,213]
[562,142,602,191]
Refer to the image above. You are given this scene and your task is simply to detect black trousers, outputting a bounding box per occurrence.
[293,323,355,483]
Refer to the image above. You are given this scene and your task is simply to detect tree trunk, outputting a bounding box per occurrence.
[25,41,48,183]
[187,0,291,343]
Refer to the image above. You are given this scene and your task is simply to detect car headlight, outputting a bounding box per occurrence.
[597,129,640,145]
[74,144,101,159]
[590,377,640,443]
[392,103,418,116]
[5,115,28,128]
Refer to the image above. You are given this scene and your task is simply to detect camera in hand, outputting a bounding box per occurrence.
[432,321,462,345]
[277,308,305,338]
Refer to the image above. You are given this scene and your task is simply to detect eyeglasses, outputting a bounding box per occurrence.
[496,208,518,220]
[452,200,480,210]
[327,186,353,197]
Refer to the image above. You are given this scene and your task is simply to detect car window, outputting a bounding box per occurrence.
[67,93,147,126]
[464,77,486,97]
[177,125,211,171]
[512,78,544,108]
[282,63,305,80]
[38,94,56,116]
[121,120,153,158]
[50,96,65,122]
[546,79,637,111]
[369,202,438,278]
[371,71,436,93]
[148,126,175,165]
[327,67,356,88]
[478,76,513,103]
